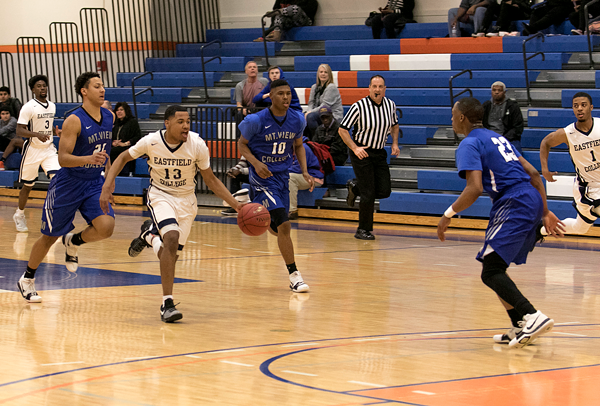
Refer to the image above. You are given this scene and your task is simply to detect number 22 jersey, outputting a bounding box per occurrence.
[128,129,211,196]
[456,128,530,201]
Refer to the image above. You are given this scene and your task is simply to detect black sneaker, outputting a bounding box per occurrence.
[346,179,357,208]
[160,298,183,323]
[355,229,375,240]
[129,219,153,257]
[220,207,238,217]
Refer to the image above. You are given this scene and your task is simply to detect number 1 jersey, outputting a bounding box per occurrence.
[564,117,600,184]
[456,128,530,201]
[128,129,211,197]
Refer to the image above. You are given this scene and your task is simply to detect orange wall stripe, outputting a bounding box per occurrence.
[370,55,390,71]
[339,88,369,105]
[305,88,311,102]
[0,41,177,54]
[400,37,503,54]
[337,71,357,88]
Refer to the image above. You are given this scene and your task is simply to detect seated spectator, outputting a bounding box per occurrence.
[305,64,343,138]
[311,106,348,167]
[482,81,524,153]
[475,0,533,36]
[0,106,17,169]
[288,136,324,220]
[254,0,319,42]
[448,0,496,37]
[235,61,269,112]
[0,86,22,119]
[221,157,251,216]
[368,0,416,39]
[0,136,24,170]
[523,0,574,35]
[102,100,113,112]
[569,0,600,34]
[252,66,302,111]
[110,102,142,165]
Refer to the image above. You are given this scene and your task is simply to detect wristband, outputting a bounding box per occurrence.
[444,205,456,218]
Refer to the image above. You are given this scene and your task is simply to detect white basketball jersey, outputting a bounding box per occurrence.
[17,98,56,148]
[128,130,211,196]
[564,117,600,183]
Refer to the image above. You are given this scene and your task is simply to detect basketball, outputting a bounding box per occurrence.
[237,203,271,236]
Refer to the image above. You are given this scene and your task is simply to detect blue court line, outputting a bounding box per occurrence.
[1,324,597,390]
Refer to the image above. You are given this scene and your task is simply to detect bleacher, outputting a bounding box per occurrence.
[5,20,600,226]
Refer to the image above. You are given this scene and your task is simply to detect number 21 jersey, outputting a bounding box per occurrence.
[564,117,600,184]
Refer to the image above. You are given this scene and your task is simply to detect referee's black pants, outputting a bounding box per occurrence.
[349,147,391,232]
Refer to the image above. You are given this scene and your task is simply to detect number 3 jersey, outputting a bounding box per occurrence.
[17,98,56,148]
[456,128,530,201]
[564,117,600,184]
[128,129,211,196]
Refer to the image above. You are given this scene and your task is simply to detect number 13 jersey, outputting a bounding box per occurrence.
[128,129,211,196]
[564,117,600,184]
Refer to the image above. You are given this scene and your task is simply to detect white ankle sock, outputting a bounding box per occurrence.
[16,209,24,215]
[163,295,173,304]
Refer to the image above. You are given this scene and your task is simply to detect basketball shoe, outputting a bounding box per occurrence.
[160,298,183,323]
[13,211,28,232]
[289,271,309,293]
[129,219,153,257]
[62,233,79,272]
[509,311,554,348]
[17,275,42,303]
[493,325,523,344]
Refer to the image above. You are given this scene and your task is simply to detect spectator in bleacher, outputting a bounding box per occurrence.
[475,0,533,36]
[368,0,416,39]
[0,86,23,119]
[252,66,302,111]
[305,64,343,138]
[110,102,142,165]
[254,0,319,42]
[235,61,269,112]
[102,100,113,112]
[482,81,524,153]
[289,136,324,220]
[221,157,251,216]
[339,75,400,241]
[0,106,17,170]
[522,0,574,35]
[312,106,348,167]
[569,0,600,34]
[448,0,497,37]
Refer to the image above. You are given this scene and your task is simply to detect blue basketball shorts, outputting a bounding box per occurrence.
[41,170,114,237]
[248,169,290,213]
[476,184,543,266]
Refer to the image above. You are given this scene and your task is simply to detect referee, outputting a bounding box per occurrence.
[338,75,400,240]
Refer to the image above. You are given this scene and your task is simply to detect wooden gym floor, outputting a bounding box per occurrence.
[0,197,599,406]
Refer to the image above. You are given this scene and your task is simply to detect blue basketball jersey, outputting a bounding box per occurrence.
[238,108,306,174]
[456,128,530,201]
[64,107,113,179]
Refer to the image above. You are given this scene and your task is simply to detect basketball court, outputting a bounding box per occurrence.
[0,198,599,405]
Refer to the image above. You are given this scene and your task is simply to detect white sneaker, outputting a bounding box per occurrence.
[499,31,510,37]
[17,275,42,303]
[509,311,554,348]
[493,325,523,344]
[62,233,79,272]
[13,211,28,232]
[289,271,309,293]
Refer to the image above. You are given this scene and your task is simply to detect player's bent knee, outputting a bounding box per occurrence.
[162,231,180,252]
[269,208,288,234]
[481,251,508,287]
[93,215,115,239]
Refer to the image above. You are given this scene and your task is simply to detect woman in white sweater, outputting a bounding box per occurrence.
[305,64,343,137]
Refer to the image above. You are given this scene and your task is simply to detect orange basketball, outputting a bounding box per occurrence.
[237,203,271,236]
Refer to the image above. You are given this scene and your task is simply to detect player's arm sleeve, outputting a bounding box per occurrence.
[127,135,149,159]
[17,103,32,125]
[197,140,211,171]
[238,114,261,141]
[456,138,483,179]
[339,103,359,131]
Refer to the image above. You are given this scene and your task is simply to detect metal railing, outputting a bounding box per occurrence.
[585,0,600,69]
[16,37,50,103]
[449,69,472,144]
[522,32,545,106]
[0,53,17,101]
[49,22,82,103]
[131,72,153,118]
[80,8,116,88]
[200,39,222,103]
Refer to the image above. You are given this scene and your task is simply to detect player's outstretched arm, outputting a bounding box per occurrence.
[200,167,242,211]
[58,114,109,168]
[437,170,483,241]
[100,150,135,215]
[540,129,568,182]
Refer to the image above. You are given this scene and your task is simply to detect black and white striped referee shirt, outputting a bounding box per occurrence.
[339,96,398,150]
[385,0,405,14]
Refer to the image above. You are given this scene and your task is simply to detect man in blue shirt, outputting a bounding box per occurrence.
[238,79,313,293]
[437,97,562,349]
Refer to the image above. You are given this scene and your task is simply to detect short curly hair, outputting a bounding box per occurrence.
[28,75,48,90]
[75,72,101,97]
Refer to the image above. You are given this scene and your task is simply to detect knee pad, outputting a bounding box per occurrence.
[269,207,288,233]
[481,251,508,287]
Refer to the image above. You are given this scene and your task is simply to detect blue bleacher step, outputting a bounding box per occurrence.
[451,53,568,70]
[176,42,283,58]
[146,57,248,72]
[502,35,600,53]
[522,128,567,150]
[117,72,224,87]
[0,170,19,187]
[105,88,191,103]
[527,108,600,128]
[114,176,149,195]
[55,103,159,120]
